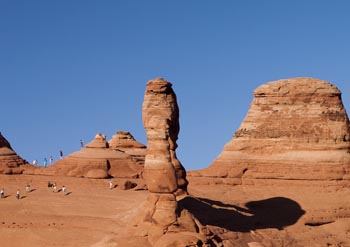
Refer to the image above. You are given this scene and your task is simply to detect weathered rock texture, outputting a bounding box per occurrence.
[42,132,143,178]
[142,78,188,194]
[132,78,211,246]
[192,78,350,182]
[108,130,146,166]
[0,132,30,174]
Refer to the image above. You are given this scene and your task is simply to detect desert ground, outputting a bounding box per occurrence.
[0,174,349,247]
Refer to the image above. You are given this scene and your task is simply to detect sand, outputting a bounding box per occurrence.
[0,175,349,247]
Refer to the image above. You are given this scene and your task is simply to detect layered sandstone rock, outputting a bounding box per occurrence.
[0,132,30,174]
[192,78,350,182]
[44,133,143,178]
[108,130,146,166]
[132,78,209,246]
[85,132,108,148]
[142,78,188,194]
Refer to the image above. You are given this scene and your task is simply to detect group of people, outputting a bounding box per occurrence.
[0,182,32,200]
[0,180,70,200]
[32,156,54,167]
[31,140,85,167]
[48,181,68,195]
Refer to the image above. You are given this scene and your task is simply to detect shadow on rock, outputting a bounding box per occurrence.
[177,196,305,232]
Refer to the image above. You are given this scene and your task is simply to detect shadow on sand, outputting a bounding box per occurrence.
[177,196,305,232]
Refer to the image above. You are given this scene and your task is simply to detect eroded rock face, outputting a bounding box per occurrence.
[85,133,108,148]
[142,78,188,194]
[43,132,143,178]
[108,131,146,166]
[132,78,207,246]
[0,133,29,174]
[194,78,350,181]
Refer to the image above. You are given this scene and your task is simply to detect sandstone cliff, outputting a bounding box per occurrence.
[192,78,350,182]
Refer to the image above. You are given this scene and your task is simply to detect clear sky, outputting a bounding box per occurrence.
[1,1,349,170]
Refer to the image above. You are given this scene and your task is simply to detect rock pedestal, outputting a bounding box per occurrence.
[193,78,350,182]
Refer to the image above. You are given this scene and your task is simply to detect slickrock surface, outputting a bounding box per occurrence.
[0,174,349,247]
[108,130,146,166]
[39,133,143,179]
[0,133,30,174]
[192,78,350,182]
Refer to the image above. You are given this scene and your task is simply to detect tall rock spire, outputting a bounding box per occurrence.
[142,77,188,194]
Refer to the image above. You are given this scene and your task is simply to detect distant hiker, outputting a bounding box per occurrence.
[44,157,48,167]
[62,185,67,195]
[53,183,57,193]
[25,182,30,192]
[80,139,84,149]
[109,179,113,189]
[0,188,4,198]
[48,181,53,188]
[16,189,20,199]
[59,150,63,159]
[33,159,38,166]
[49,156,53,166]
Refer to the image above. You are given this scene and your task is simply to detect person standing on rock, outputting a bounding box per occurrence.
[59,150,63,159]
[0,188,4,198]
[109,179,113,189]
[16,189,20,199]
[33,159,38,166]
[62,185,67,195]
[53,183,57,193]
[49,156,53,166]
[80,139,84,149]
[44,157,48,167]
[25,182,30,192]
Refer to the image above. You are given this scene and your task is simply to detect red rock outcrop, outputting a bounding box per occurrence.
[142,78,188,194]
[108,130,146,166]
[44,133,143,178]
[192,78,350,182]
[0,132,30,174]
[131,78,211,246]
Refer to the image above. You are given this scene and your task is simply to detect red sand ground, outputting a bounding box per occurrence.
[0,175,349,247]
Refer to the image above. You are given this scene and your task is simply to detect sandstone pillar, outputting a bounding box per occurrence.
[142,78,188,194]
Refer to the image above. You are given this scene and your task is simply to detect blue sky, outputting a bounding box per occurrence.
[1,1,349,170]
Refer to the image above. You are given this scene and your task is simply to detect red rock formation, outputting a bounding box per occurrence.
[142,78,188,194]
[44,133,143,178]
[192,78,350,182]
[108,130,146,166]
[0,132,30,174]
[131,78,211,246]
